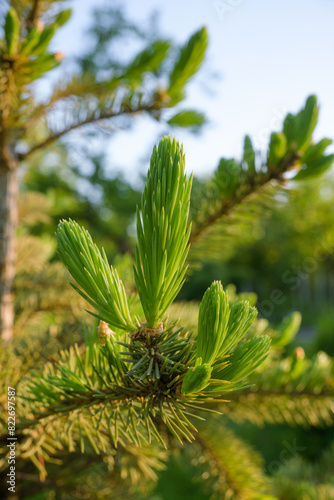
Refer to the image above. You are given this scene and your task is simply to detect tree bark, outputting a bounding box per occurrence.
[0,160,18,342]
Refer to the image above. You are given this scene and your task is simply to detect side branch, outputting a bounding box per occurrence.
[19,103,162,161]
[227,387,334,399]
[18,390,148,430]
[190,153,299,244]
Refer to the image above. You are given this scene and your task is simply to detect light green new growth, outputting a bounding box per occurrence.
[213,336,271,383]
[168,27,208,102]
[195,284,258,365]
[1,44,333,491]
[56,137,194,331]
[180,281,266,395]
[4,8,20,56]
[196,281,230,365]
[219,301,258,357]
[134,137,193,327]
[51,136,272,445]
[181,358,212,395]
[283,95,319,153]
[56,220,135,332]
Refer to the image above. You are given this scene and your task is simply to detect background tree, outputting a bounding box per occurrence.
[0,0,208,341]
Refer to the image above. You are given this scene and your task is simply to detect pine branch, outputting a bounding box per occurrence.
[190,151,298,244]
[190,96,334,257]
[1,3,70,128]
[1,390,166,498]
[222,350,334,427]
[23,74,119,128]
[42,135,272,451]
[17,294,269,451]
[222,391,334,428]
[24,35,171,129]
[16,26,209,160]
[20,102,162,160]
[56,220,135,332]
[190,421,269,499]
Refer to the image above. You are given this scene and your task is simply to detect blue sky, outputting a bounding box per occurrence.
[51,0,334,179]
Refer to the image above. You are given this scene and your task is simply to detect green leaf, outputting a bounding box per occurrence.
[53,9,72,28]
[30,26,56,56]
[283,95,319,153]
[196,281,230,365]
[181,359,212,395]
[4,8,20,56]
[302,138,332,164]
[19,27,40,55]
[294,95,319,153]
[214,158,241,197]
[267,132,288,167]
[167,110,206,129]
[134,137,192,327]
[294,154,334,181]
[125,40,171,80]
[270,311,302,348]
[168,27,208,102]
[56,219,135,332]
[243,135,256,175]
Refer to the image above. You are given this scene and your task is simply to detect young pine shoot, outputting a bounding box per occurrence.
[47,136,271,446]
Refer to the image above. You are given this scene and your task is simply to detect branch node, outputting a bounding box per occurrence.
[130,321,163,342]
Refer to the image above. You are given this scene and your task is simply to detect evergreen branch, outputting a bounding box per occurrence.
[23,74,116,128]
[48,137,272,448]
[190,96,333,253]
[56,220,135,332]
[222,351,334,427]
[191,422,269,498]
[190,150,299,245]
[10,137,282,482]
[251,349,334,394]
[24,36,170,129]
[1,401,167,498]
[19,292,269,449]
[20,102,162,160]
[222,392,334,428]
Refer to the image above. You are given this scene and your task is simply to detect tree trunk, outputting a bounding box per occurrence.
[0,162,18,342]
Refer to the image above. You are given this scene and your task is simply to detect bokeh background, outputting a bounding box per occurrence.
[48,0,334,176]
